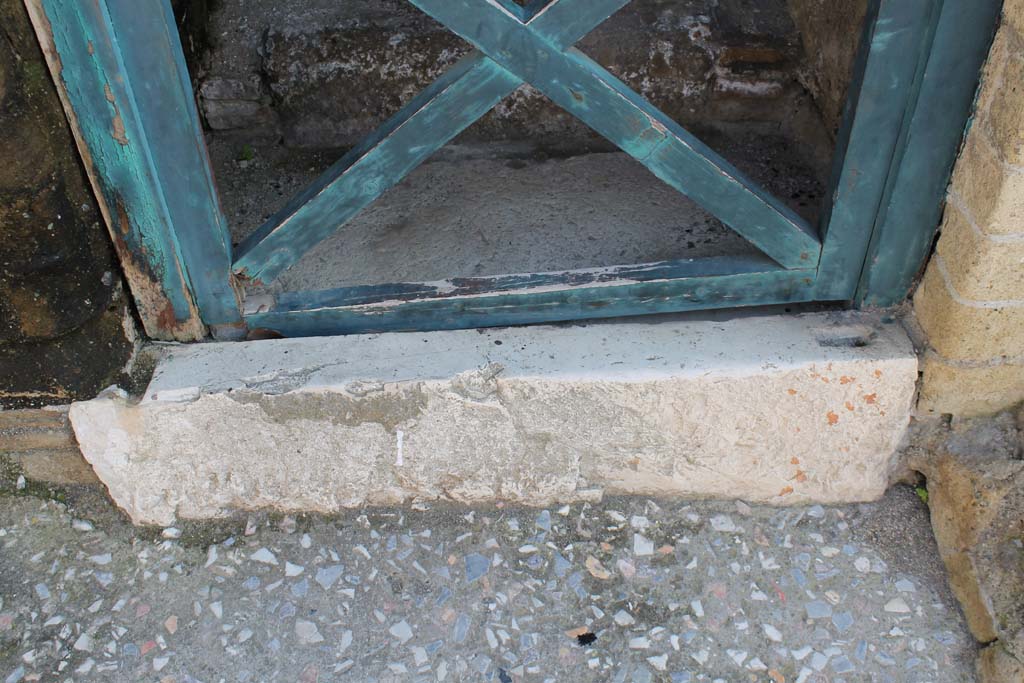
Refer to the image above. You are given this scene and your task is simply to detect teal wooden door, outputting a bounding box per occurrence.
[25,0,1002,340]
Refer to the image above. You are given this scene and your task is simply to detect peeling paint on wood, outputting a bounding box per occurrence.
[110,200,206,342]
[23,0,241,340]
[244,258,818,338]
[23,0,206,340]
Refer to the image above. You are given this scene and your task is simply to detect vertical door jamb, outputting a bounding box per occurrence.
[813,0,941,302]
[23,0,241,341]
[855,0,1003,306]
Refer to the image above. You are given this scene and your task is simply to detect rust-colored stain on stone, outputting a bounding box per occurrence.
[864,393,877,404]
[845,401,855,411]
[793,470,807,483]
[779,486,794,496]
[827,411,839,425]
[839,375,855,384]
[787,388,798,395]
[791,457,800,465]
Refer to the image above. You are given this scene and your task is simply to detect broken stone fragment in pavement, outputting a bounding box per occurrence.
[294,619,323,645]
[250,548,278,565]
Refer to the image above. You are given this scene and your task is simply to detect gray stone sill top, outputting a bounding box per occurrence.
[142,313,914,404]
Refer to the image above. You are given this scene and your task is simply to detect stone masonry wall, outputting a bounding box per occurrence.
[196,0,824,151]
[787,0,869,136]
[0,0,136,408]
[913,0,1024,418]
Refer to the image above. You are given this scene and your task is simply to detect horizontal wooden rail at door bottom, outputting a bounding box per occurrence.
[242,256,822,337]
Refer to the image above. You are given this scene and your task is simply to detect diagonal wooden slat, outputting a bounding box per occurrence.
[408,0,821,270]
[489,0,530,22]
[232,0,632,284]
[233,54,516,283]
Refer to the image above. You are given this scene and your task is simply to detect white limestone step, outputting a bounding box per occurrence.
[70,312,918,525]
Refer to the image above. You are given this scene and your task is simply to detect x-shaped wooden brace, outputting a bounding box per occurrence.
[233,0,821,285]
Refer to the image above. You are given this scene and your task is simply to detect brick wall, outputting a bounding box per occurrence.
[913,1,1024,417]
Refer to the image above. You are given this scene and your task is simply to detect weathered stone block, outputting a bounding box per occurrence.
[978,643,1024,683]
[951,134,1024,237]
[0,407,97,486]
[205,0,806,150]
[786,0,869,135]
[70,314,917,526]
[0,0,136,408]
[914,262,1024,361]
[1008,0,1024,39]
[918,355,1024,418]
[198,76,278,132]
[199,75,264,102]
[936,206,1024,302]
[910,414,1024,657]
[978,28,1024,167]
[202,99,276,132]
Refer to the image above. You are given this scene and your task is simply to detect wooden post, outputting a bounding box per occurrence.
[856,0,1003,306]
[23,0,242,340]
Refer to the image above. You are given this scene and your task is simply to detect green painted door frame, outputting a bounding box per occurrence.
[24,0,1002,340]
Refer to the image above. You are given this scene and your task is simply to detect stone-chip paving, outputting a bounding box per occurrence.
[0,487,975,682]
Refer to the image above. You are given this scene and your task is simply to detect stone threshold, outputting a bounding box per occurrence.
[69,312,919,526]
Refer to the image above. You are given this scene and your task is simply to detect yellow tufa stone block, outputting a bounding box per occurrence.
[950,134,1024,237]
[935,205,1024,302]
[977,28,1024,167]
[1005,0,1024,47]
[914,262,1024,361]
[977,643,1024,683]
[0,408,99,486]
[918,354,1024,418]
